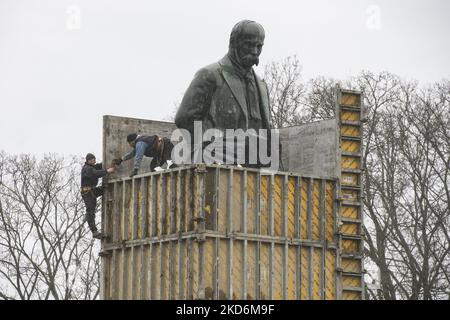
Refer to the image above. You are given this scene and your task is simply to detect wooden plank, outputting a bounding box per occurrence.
[140,178,148,239]
[273,175,283,237]
[132,178,139,240]
[227,168,234,299]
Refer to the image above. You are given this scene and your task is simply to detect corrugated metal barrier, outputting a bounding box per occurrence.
[100,166,339,300]
[99,88,365,300]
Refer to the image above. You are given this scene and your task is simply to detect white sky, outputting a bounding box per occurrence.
[0,0,449,157]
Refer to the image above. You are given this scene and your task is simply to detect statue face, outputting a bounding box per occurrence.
[236,23,265,68]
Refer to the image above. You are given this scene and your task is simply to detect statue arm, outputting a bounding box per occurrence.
[175,68,217,134]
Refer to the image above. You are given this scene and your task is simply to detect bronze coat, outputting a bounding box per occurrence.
[175,55,272,135]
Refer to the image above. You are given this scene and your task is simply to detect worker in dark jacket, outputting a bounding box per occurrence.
[113,133,176,177]
[81,153,115,239]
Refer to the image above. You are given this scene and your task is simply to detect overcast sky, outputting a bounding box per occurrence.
[0,0,449,157]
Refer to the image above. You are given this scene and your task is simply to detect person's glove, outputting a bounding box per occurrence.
[112,158,122,166]
[129,168,138,178]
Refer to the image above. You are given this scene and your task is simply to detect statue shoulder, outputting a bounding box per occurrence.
[193,62,222,85]
[196,62,221,75]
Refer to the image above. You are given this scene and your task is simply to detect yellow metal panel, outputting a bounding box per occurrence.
[111,250,118,299]
[192,173,199,228]
[325,182,334,242]
[117,250,123,299]
[179,240,188,299]
[132,247,140,299]
[155,176,162,236]
[341,173,359,187]
[312,180,320,241]
[170,242,179,299]
[204,170,215,230]
[343,291,361,300]
[125,248,132,299]
[104,167,346,301]
[342,206,359,219]
[142,245,150,300]
[341,223,359,236]
[218,240,228,299]
[247,241,257,299]
[121,182,128,240]
[232,172,242,232]
[104,250,115,300]
[190,241,199,299]
[287,177,296,238]
[120,182,126,240]
[169,176,175,234]
[343,275,361,288]
[115,250,121,299]
[341,110,360,122]
[117,183,123,241]
[342,190,359,202]
[119,249,126,299]
[173,174,179,234]
[259,243,270,300]
[274,176,283,237]
[300,179,308,240]
[103,254,110,299]
[312,249,321,300]
[342,140,361,153]
[273,244,283,299]
[182,171,188,232]
[137,187,142,239]
[232,240,243,299]
[342,258,361,273]
[127,181,132,240]
[340,93,360,107]
[247,173,256,234]
[342,239,360,254]
[104,187,113,240]
[147,179,153,236]
[260,175,269,236]
[161,242,170,299]
[151,244,160,299]
[164,176,171,235]
[287,246,297,299]
[325,250,336,300]
[218,170,228,233]
[341,156,360,170]
[300,247,309,299]
[341,125,361,137]
[204,240,214,299]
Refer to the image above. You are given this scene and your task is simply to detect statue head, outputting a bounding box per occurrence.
[229,20,265,69]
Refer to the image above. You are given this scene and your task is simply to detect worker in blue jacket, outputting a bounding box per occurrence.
[113,133,175,177]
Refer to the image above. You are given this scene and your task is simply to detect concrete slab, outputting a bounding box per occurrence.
[279,119,338,177]
[103,115,176,179]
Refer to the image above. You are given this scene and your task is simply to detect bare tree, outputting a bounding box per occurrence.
[300,76,340,122]
[349,72,450,300]
[264,56,343,126]
[264,55,450,299]
[263,55,305,127]
[0,153,100,300]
